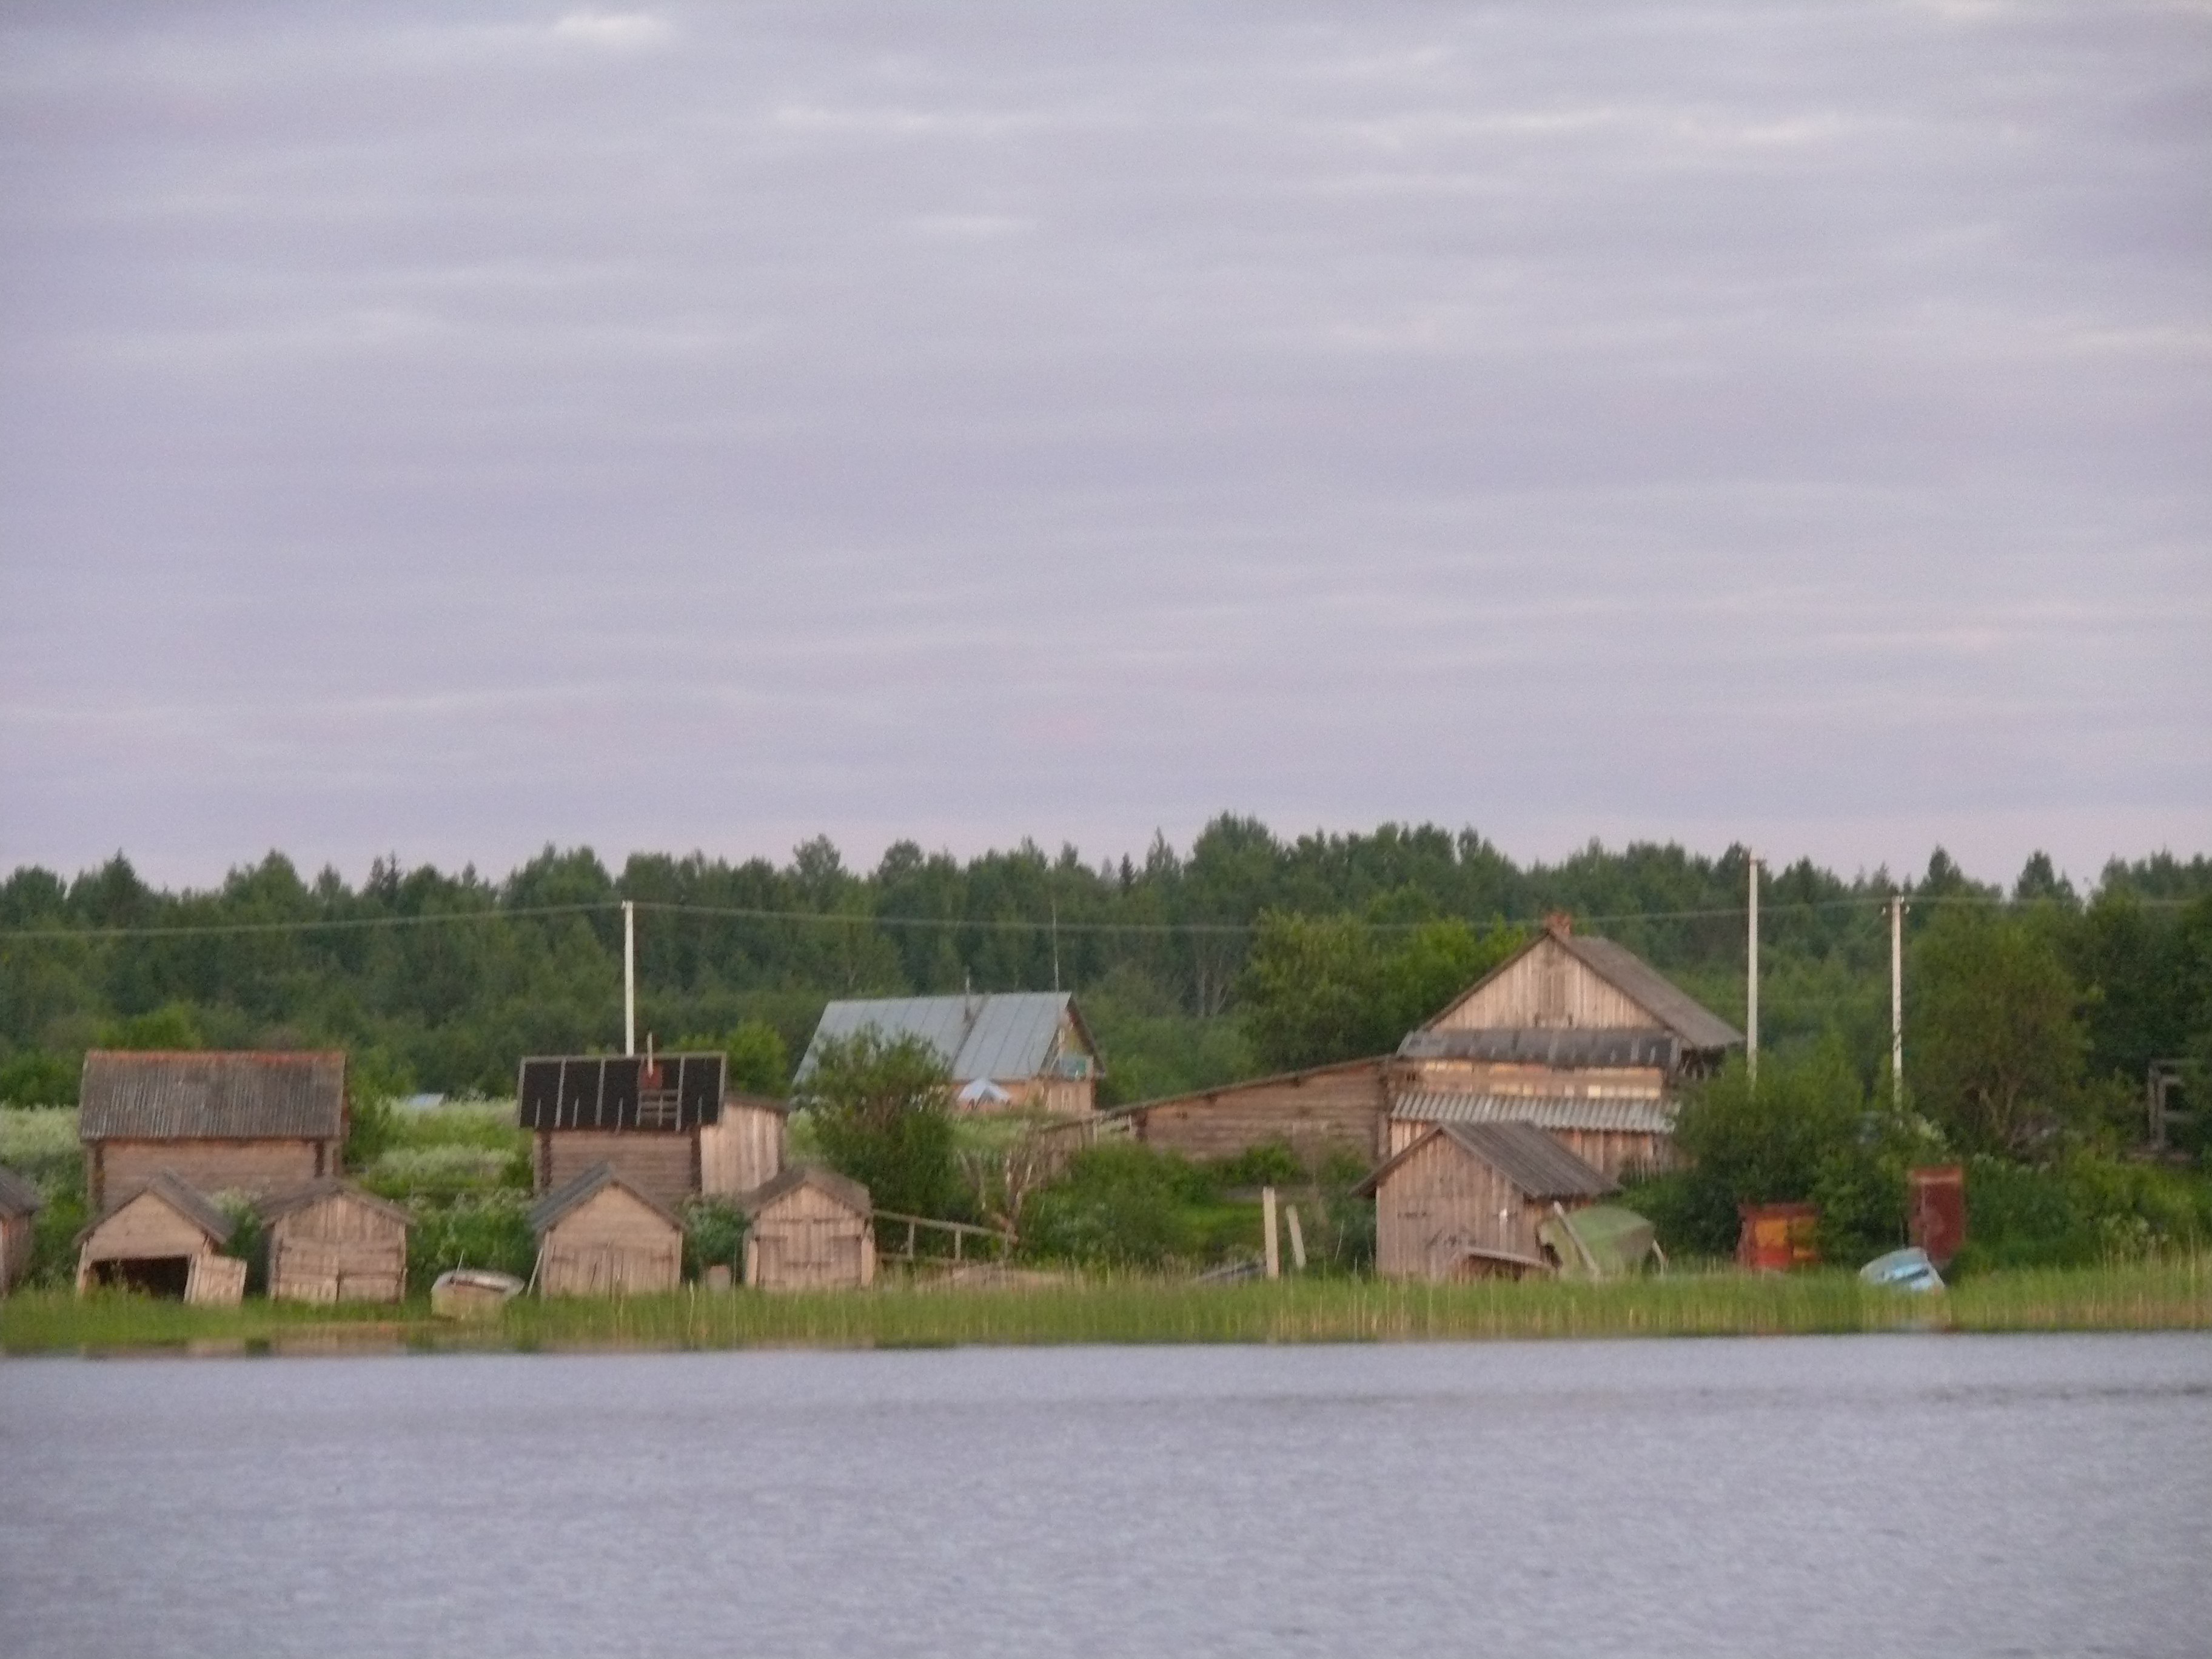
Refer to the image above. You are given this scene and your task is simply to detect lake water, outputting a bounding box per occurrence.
[4,1333,2209,1657]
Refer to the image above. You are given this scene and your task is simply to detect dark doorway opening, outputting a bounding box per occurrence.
[93,1256,193,1298]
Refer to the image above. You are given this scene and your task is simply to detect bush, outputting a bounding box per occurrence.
[1957,1155,2212,1270]
[405,1193,538,1285]
[1021,1145,1216,1267]
[797,1031,967,1223]
[683,1197,748,1279]
[0,1051,78,1107]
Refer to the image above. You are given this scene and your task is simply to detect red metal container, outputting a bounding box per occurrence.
[1908,1165,1966,1269]
[1737,1202,1820,1272]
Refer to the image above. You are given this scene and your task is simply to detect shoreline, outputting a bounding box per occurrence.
[4,1257,2207,1356]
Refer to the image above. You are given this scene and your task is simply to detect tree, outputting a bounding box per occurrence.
[1909,907,2089,1155]
[793,1030,964,1222]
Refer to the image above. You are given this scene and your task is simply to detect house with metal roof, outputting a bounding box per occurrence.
[78,1050,348,1210]
[799,991,1103,1118]
[1356,1121,1617,1281]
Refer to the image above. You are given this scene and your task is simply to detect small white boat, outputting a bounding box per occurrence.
[431,1267,525,1318]
[1859,1247,1945,1293]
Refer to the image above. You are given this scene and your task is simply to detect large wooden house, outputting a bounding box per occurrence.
[800,992,1103,1118]
[258,1181,410,1304]
[78,1050,348,1210]
[75,1171,246,1304]
[0,1166,41,1294]
[518,1053,786,1212]
[1357,1121,1617,1282]
[740,1165,875,1291]
[528,1162,685,1297]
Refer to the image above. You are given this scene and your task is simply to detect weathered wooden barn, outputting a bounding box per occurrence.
[1357,1121,1617,1281]
[528,1162,683,1297]
[0,1166,42,1294]
[1387,1079,1677,1181]
[79,1050,347,1210]
[75,1172,246,1303]
[258,1180,410,1304]
[520,1052,786,1211]
[1105,1056,1400,1164]
[801,992,1103,1118]
[740,1165,875,1291]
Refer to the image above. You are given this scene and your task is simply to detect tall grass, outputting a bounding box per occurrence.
[8,1258,2205,1356]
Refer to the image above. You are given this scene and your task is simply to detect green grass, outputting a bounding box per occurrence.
[6,1256,2206,1355]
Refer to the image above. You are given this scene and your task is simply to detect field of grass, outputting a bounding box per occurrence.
[5,1256,2205,1356]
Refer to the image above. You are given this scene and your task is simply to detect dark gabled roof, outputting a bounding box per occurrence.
[800,993,1100,1085]
[1356,1122,1615,1202]
[79,1171,235,1245]
[0,1165,42,1220]
[1100,1055,1393,1120]
[79,1051,346,1141]
[1396,1027,1682,1070]
[1389,1090,1676,1136]
[528,1162,682,1234]
[738,1163,871,1219]
[516,1053,727,1131]
[1557,935,1743,1051]
[256,1179,411,1229]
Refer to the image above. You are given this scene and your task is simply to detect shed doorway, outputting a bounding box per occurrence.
[91,1256,193,1298]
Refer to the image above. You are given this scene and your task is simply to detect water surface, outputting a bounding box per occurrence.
[4,1333,2208,1657]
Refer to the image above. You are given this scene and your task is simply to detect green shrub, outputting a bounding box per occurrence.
[683,1197,748,1279]
[1021,1144,1216,1267]
[405,1193,537,1285]
[1958,1155,2212,1271]
[0,1052,78,1107]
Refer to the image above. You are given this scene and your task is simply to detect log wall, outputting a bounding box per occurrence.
[535,1185,682,1297]
[539,1131,697,1211]
[1126,1062,1391,1164]
[93,1139,326,1209]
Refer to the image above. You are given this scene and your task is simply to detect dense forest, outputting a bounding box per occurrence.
[2,817,2208,1127]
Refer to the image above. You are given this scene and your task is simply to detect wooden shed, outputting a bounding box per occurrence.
[75,1172,246,1304]
[0,1165,42,1295]
[258,1180,410,1304]
[528,1162,683,1298]
[740,1165,875,1291]
[520,1053,786,1210]
[79,1050,347,1210]
[1357,1121,1617,1282]
[1107,1056,1399,1165]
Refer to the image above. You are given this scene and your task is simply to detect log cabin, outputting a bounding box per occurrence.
[75,1171,246,1304]
[1105,1056,1401,1165]
[0,1166,41,1294]
[1356,1121,1617,1282]
[78,1050,347,1211]
[740,1165,875,1291]
[528,1161,683,1298]
[258,1180,410,1304]
[519,1053,786,1211]
[800,992,1102,1118]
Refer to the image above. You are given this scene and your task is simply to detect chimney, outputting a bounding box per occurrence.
[1543,912,1573,937]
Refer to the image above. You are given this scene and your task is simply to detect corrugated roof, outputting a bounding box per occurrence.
[739,1162,871,1218]
[1557,935,1744,1051]
[0,1165,43,1219]
[78,1051,346,1142]
[515,1053,726,1131]
[1397,1027,1681,1069]
[1390,1090,1676,1135]
[800,993,1092,1083]
[1357,1121,1615,1201]
[80,1171,235,1245]
[528,1161,682,1234]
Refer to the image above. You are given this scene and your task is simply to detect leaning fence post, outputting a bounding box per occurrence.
[1285,1203,1307,1273]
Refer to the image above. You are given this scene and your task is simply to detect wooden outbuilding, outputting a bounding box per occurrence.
[75,1172,246,1304]
[1106,1056,1399,1165]
[1387,1086,1677,1181]
[79,1050,348,1211]
[258,1180,411,1304]
[740,1165,875,1291]
[528,1161,683,1297]
[520,1053,787,1211]
[800,992,1104,1118]
[0,1166,42,1294]
[1357,1121,1617,1282]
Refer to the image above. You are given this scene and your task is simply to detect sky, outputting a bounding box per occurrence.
[2,0,2207,894]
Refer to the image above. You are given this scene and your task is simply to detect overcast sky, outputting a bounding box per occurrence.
[2,1,2206,893]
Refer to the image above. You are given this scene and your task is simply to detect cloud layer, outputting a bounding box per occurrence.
[2,0,2207,887]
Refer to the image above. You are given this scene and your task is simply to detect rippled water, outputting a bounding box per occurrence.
[4,1333,2209,1657]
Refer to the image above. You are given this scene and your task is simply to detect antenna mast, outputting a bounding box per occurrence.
[1746,852,1760,1082]
[623,900,637,1057]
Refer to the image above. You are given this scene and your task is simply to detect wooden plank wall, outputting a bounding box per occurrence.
[536,1187,682,1296]
[745,1183,874,1290]
[1,1213,33,1292]
[95,1140,324,1208]
[541,1131,697,1211]
[699,1107,784,1199]
[76,1191,220,1289]
[1375,1135,1541,1279]
[1384,1119,1669,1179]
[1130,1064,1390,1163]
[1432,937,1658,1031]
[269,1194,408,1303]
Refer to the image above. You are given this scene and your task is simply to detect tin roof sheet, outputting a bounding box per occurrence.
[1396,1027,1681,1069]
[800,993,1087,1083]
[1558,935,1744,1051]
[1390,1090,1677,1134]
[78,1051,346,1142]
[1438,1121,1617,1199]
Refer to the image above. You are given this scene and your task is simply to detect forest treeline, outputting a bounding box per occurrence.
[2,816,2208,1114]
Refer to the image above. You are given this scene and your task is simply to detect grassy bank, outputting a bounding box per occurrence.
[5,1256,2206,1356]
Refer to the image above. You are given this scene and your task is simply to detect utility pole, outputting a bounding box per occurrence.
[623,900,637,1057]
[1890,895,1905,1110]
[1746,852,1760,1082]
